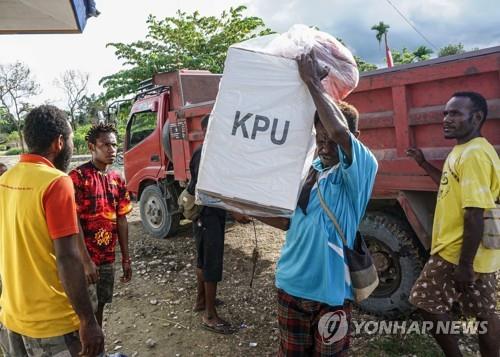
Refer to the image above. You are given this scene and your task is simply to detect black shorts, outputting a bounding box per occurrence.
[194,210,226,282]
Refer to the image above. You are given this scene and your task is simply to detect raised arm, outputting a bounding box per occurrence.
[406,148,442,186]
[298,52,352,161]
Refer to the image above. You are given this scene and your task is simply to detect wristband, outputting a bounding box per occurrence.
[122,258,132,264]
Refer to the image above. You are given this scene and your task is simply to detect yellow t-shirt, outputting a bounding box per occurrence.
[0,155,80,338]
[431,137,500,273]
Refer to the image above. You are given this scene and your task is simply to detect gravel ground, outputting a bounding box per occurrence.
[102,206,487,357]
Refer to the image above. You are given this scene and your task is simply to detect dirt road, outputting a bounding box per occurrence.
[103,206,284,356]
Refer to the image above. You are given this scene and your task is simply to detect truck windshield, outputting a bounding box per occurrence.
[128,111,157,149]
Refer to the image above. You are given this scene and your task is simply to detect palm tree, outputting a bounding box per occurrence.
[371,21,390,47]
[371,22,393,67]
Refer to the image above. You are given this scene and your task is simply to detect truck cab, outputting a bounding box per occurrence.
[123,70,221,237]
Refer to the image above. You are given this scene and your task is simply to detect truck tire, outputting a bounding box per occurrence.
[357,211,426,319]
[139,185,180,238]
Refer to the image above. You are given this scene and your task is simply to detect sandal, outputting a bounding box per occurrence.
[200,321,236,335]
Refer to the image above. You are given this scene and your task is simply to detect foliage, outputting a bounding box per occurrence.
[100,6,273,100]
[391,48,415,64]
[0,62,40,152]
[413,45,433,61]
[73,124,92,155]
[5,147,22,155]
[79,93,107,125]
[6,130,21,143]
[0,106,16,135]
[438,43,466,57]
[355,56,378,72]
[391,46,433,65]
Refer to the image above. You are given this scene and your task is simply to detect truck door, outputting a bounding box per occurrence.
[124,108,162,192]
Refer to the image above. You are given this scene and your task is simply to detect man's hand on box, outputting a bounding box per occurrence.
[297,52,329,86]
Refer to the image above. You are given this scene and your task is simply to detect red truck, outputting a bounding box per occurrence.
[121,48,500,317]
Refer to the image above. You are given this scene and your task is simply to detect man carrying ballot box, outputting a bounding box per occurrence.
[257,52,378,356]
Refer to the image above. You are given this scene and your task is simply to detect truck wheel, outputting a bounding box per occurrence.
[357,212,426,319]
[139,185,180,238]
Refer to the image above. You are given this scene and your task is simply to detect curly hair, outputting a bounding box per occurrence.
[23,105,71,154]
[314,101,359,133]
[85,123,118,144]
[452,91,488,125]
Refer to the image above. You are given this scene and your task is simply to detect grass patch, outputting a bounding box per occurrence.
[354,333,444,357]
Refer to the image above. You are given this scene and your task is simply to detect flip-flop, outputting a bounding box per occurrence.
[192,298,224,312]
[200,321,236,335]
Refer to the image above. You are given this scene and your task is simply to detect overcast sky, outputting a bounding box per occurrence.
[1,0,499,107]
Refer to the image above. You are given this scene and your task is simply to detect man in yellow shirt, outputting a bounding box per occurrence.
[0,105,104,356]
[407,92,499,357]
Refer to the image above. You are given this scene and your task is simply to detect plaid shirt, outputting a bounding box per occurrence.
[70,162,132,265]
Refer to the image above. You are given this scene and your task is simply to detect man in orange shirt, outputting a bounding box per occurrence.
[0,105,104,356]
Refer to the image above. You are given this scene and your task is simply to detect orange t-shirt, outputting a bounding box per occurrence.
[0,154,80,338]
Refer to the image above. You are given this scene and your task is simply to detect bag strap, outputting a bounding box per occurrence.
[316,176,348,246]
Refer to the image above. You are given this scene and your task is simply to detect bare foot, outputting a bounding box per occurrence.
[193,298,224,312]
[193,300,205,312]
[203,314,231,326]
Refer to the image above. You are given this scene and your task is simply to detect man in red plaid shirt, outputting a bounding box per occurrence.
[70,123,132,326]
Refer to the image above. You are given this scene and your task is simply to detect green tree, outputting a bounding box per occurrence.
[0,106,16,137]
[73,123,92,154]
[100,6,273,100]
[79,93,107,125]
[391,48,415,64]
[413,45,433,61]
[438,43,465,57]
[355,56,378,72]
[391,46,433,65]
[0,62,40,152]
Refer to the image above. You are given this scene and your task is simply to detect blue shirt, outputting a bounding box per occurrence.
[275,134,378,306]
